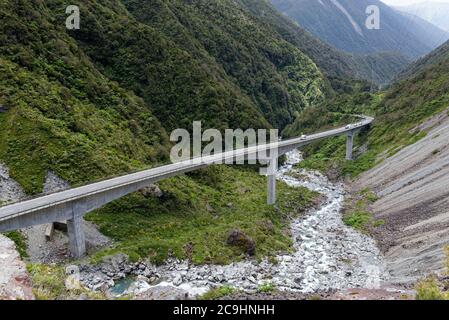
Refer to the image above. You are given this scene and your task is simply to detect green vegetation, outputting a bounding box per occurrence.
[0,0,330,194]
[257,282,276,293]
[27,264,67,300]
[118,0,326,129]
[27,263,106,300]
[240,0,409,87]
[285,45,449,179]
[415,247,449,300]
[199,285,235,300]
[415,278,449,300]
[342,189,383,232]
[0,1,170,194]
[87,165,318,265]
[343,211,371,231]
[3,231,28,258]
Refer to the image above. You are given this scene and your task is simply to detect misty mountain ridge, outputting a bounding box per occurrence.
[271,0,449,59]
[395,1,449,32]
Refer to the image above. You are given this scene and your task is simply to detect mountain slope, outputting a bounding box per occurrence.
[354,110,449,283]
[73,0,327,130]
[0,0,170,193]
[396,40,449,80]
[271,0,449,59]
[54,0,274,132]
[285,36,449,178]
[284,37,449,283]
[237,0,409,86]
[0,0,333,193]
[395,1,449,32]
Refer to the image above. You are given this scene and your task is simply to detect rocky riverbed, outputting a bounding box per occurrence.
[78,150,388,299]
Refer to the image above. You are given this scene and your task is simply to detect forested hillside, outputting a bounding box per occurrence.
[271,0,449,59]
[285,38,449,178]
[0,0,333,193]
[0,0,171,193]
[0,0,423,195]
[237,0,409,87]
[119,0,326,128]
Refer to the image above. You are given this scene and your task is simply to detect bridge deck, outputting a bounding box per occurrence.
[0,116,373,223]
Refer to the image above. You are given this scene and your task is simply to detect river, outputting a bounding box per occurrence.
[116,149,387,298]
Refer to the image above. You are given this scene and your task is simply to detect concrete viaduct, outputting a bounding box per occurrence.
[0,116,373,258]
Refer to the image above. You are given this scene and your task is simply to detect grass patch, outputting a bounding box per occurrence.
[342,211,371,231]
[342,189,382,232]
[257,282,276,293]
[87,165,318,265]
[3,231,28,258]
[415,277,449,300]
[199,285,235,300]
[27,263,66,300]
[27,263,106,300]
[414,246,449,300]
[359,188,378,203]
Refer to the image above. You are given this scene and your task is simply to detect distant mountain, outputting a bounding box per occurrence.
[395,38,449,81]
[395,1,449,32]
[238,0,409,86]
[271,0,449,59]
[285,36,449,178]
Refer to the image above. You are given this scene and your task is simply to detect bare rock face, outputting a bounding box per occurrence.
[43,171,70,194]
[0,163,26,204]
[0,235,34,300]
[354,111,449,283]
[226,229,256,256]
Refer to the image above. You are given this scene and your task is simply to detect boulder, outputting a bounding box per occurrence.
[226,229,256,256]
[140,184,163,198]
[205,202,214,212]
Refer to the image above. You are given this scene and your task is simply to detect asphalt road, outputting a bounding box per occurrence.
[0,116,373,224]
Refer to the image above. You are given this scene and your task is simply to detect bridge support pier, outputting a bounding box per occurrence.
[67,213,86,259]
[346,132,354,161]
[267,156,278,205]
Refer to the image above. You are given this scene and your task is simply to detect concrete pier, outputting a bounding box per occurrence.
[267,157,278,205]
[346,132,354,160]
[67,213,86,258]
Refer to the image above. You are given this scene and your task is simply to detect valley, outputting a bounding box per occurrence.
[1,0,449,302]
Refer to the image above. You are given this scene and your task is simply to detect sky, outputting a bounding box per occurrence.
[382,0,449,6]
